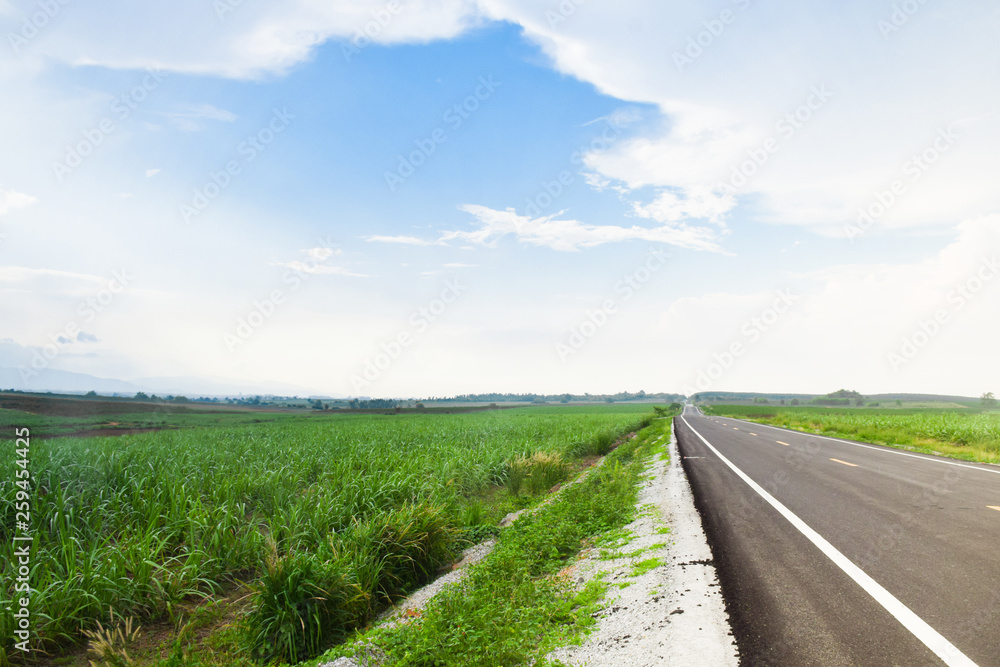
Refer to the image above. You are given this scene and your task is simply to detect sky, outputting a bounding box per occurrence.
[0,0,998,398]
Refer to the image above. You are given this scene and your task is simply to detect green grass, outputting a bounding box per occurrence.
[703,405,1000,463]
[0,405,657,664]
[629,557,664,577]
[311,415,675,667]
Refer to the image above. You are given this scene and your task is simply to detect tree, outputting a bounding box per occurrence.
[134,392,149,400]
[982,392,998,409]
[790,398,800,406]
[84,390,98,397]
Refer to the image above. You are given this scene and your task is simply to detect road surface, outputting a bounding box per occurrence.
[675,406,1000,666]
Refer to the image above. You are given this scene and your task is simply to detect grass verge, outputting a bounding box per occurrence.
[702,405,1000,464]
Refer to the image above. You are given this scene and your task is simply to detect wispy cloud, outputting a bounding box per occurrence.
[164,104,238,131]
[271,246,369,278]
[145,168,161,178]
[365,235,444,246]
[368,205,724,253]
[0,266,108,284]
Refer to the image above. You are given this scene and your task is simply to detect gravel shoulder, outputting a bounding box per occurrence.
[547,422,738,667]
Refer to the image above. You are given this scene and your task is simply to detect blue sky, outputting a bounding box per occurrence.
[1,0,998,398]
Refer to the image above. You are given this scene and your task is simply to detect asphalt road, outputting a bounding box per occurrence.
[675,406,1000,666]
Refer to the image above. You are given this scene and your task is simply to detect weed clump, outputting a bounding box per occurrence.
[503,452,569,496]
[244,504,455,664]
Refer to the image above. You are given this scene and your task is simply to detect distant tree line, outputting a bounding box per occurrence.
[426,390,685,404]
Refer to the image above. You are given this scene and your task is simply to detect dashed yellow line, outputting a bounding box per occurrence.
[830,458,858,467]
[988,506,1000,513]
[749,433,758,436]
[777,441,791,446]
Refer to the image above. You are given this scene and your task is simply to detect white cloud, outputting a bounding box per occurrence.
[477,0,1000,235]
[145,168,161,178]
[0,266,108,285]
[306,246,340,260]
[366,235,444,246]
[14,1,996,236]
[0,187,37,215]
[380,204,724,252]
[278,261,370,277]
[9,0,483,79]
[164,104,238,131]
[272,247,369,277]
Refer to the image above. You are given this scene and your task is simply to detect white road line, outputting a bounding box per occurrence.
[716,416,1000,478]
[679,416,979,667]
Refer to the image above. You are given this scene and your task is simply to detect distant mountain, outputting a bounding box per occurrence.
[0,367,336,399]
[131,375,334,398]
[0,367,141,395]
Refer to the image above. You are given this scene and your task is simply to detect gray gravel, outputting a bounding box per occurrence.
[375,538,496,627]
[547,425,738,667]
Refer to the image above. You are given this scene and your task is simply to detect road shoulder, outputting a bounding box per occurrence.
[547,422,737,667]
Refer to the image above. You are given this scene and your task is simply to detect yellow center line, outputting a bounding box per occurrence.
[749,433,758,436]
[988,506,1000,513]
[733,427,739,430]
[830,458,859,467]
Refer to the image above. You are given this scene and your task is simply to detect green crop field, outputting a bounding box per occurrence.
[0,404,659,665]
[702,405,1000,463]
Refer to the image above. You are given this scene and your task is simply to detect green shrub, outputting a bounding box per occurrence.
[244,543,366,664]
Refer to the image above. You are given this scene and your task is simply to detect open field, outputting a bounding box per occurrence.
[1,404,658,665]
[702,405,1000,463]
